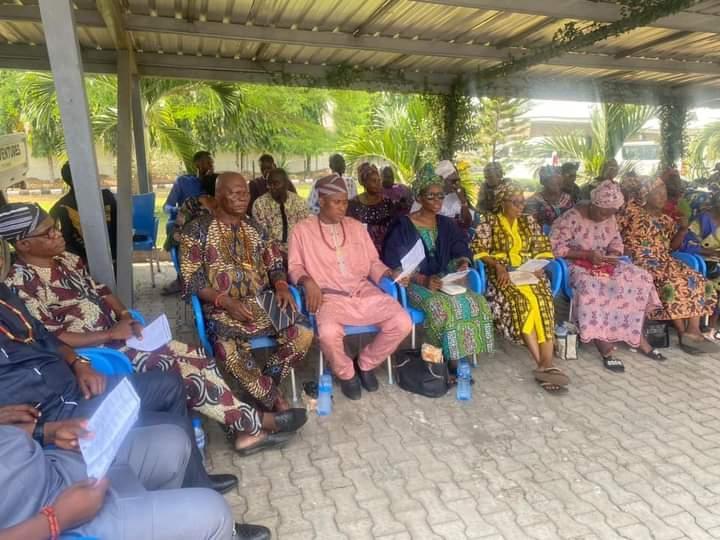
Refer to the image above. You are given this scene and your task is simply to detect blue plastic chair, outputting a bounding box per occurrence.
[473,259,560,296]
[559,253,699,301]
[170,246,181,274]
[398,268,486,352]
[672,251,701,273]
[190,291,301,402]
[133,193,160,288]
[696,254,708,277]
[300,277,398,384]
[60,534,99,540]
[75,309,145,376]
[78,347,134,376]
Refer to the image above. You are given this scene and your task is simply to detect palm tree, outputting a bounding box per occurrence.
[688,121,720,179]
[341,95,437,184]
[538,103,658,179]
[18,73,246,172]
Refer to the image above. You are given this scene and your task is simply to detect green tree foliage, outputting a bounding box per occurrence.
[340,94,439,184]
[538,103,657,180]
[475,97,529,169]
[9,71,377,176]
[688,122,720,179]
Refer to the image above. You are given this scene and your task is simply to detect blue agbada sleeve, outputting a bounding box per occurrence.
[381,216,414,270]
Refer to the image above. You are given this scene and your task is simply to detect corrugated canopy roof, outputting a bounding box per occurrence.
[2,0,720,105]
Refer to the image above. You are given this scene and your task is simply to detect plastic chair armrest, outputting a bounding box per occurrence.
[472,261,487,295]
[379,276,399,299]
[128,309,146,325]
[672,251,700,273]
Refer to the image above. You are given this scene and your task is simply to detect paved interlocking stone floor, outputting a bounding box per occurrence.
[136,262,720,539]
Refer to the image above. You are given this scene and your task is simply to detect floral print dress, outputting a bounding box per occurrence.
[550,207,661,346]
[617,201,716,321]
[347,197,399,255]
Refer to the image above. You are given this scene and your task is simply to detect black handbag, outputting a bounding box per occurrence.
[644,321,670,349]
[394,348,450,398]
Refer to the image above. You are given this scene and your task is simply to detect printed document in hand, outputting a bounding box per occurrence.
[515,259,550,273]
[126,314,172,352]
[441,270,470,284]
[79,378,140,479]
[394,239,425,283]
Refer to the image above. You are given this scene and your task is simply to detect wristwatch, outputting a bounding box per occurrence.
[69,355,91,369]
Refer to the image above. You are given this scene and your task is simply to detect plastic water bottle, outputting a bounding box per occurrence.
[317,371,333,416]
[192,418,206,463]
[456,359,472,401]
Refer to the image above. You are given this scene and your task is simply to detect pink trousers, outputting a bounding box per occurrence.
[316,290,412,380]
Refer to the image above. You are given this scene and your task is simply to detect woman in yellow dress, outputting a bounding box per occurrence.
[472,182,569,393]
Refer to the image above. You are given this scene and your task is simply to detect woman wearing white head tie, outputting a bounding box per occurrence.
[410,160,474,230]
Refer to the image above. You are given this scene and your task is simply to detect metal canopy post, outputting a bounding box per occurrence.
[131,77,151,194]
[116,49,134,306]
[38,0,115,290]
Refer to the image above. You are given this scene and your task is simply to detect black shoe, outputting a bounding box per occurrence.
[209,473,238,494]
[340,375,362,400]
[237,431,295,457]
[234,523,271,540]
[357,368,379,392]
[274,408,308,433]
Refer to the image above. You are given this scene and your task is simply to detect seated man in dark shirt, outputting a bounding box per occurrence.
[0,203,238,496]
[0,417,271,539]
[49,161,118,267]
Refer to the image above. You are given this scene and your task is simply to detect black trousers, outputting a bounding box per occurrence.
[69,370,211,489]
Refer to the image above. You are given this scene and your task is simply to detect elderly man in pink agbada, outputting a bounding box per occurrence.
[288,174,412,400]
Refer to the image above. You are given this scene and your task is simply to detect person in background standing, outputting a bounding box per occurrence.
[252,168,309,265]
[381,166,412,214]
[524,165,573,230]
[162,151,214,295]
[248,154,297,214]
[560,162,581,203]
[308,154,358,214]
[476,162,507,214]
[580,158,619,201]
[50,161,117,269]
[347,162,400,254]
[164,151,214,213]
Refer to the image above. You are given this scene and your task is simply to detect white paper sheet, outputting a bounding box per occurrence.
[79,378,140,479]
[394,239,425,283]
[509,271,539,286]
[441,269,470,284]
[515,259,550,273]
[126,314,172,352]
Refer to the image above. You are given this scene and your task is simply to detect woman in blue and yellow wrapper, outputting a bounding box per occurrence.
[382,164,494,367]
[471,182,569,393]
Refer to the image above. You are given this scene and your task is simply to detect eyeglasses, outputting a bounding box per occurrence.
[423,193,446,201]
[24,220,62,240]
[506,198,525,208]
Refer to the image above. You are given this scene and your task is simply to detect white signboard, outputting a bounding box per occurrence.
[0,133,28,191]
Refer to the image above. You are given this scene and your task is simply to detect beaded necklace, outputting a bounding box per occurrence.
[318,219,347,274]
[0,300,34,343]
